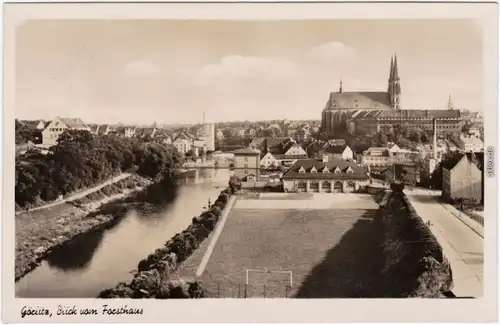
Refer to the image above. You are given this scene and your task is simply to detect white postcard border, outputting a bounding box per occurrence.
[2,2,498,323]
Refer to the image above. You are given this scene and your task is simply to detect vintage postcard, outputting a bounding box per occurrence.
[2,1,498,323]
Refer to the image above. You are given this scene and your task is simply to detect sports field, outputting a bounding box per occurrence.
[179,193,386,298]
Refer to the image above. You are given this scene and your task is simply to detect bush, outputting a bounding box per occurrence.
[15,129,181,208]
[379,191,453,297]
[390,182,405,193]
[99,186,233,298]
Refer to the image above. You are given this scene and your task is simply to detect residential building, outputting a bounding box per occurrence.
[41,117,90,146]
[89,124,99,134]
[97,124,112,136]
[361,147,392,168]
[321,54,463,136]
[455,134,484,153]
[320,142,354,161]
[394,163,421,185]
[258,137,308,168]
[173,131,193,154]
[215,129,225,141]
[112,125,136,138]
[233,148,261,180]
[136,126,157,139]
[442,152,483,203]
[281,156,370,193]
[35,120,46,130]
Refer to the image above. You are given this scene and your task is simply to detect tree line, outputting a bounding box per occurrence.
[15,129,183,209]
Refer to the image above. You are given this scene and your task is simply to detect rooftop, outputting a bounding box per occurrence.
[282,158,369,180]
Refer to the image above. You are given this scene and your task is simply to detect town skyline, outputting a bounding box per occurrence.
[16,19,483,125]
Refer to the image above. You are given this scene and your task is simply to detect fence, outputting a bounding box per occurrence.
[201,281,294,298]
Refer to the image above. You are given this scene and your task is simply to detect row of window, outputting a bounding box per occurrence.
[49,128,65,132]
[298,166,354,174]
[296,181,356,188]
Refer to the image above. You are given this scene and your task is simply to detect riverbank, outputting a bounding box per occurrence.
[98,186,236,298]
[15,174,152,281]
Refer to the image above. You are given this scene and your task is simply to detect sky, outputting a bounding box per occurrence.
[15,19,483,125]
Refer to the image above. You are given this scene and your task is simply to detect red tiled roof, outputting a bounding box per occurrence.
[282,158,369,180]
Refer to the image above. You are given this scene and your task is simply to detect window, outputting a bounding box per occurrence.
[298,166,306,173]
[334,167,341,173]
[346,167,353,174]
[244,157,248,162]
[322,167,329,173]
[310,166,317,173]
[244,164,248,169]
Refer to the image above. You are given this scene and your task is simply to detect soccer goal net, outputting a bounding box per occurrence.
[244,268,293,298]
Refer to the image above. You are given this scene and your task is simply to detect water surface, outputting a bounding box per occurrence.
[16,168,229,298]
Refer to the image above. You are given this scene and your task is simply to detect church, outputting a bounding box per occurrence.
[320,54,464,136]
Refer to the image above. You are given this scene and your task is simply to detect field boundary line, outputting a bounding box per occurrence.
[196,195,237,277]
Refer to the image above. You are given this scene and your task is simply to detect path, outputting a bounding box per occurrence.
[196,196,237,277]
[16,173,132,215]
[404,187,483,297]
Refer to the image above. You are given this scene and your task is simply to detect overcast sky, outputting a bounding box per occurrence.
[15,19,482,125]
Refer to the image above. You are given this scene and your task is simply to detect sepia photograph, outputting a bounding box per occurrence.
[2,1,498,323]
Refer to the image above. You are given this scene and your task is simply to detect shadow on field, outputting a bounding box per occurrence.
[294,211,386,298]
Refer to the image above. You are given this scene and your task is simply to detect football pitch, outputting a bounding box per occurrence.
[179,193,385,298]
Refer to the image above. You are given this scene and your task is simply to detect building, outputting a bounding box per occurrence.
[442,152,483,203]
[361,147,392,169]
[41,117,90,146]
[173,131,193,154]
[136,126,157,139]
[281,156,370,193]
[320,54,463,136]
[394,164,421,185]
[320,143,354,161]
[198,122,215,152]
[254,137,308,168]
[35,120,46,130]
[97,124,112,136]
[454,134,484,153]
[233,148,261,181]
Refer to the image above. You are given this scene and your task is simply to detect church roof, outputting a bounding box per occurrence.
[325,91,392,110]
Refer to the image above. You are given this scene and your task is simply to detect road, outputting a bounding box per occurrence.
[404,187,483,297]
[16,173,132,215]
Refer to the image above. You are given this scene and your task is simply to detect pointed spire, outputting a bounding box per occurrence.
[393,53,400,80]
[389,55,394,81]
[447,95,454,110]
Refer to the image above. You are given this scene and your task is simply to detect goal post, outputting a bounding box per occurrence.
[245,268,293,287]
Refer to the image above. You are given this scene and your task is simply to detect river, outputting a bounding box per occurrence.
[15,168,230,298]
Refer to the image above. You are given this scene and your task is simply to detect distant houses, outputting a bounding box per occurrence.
[41,117,90,146]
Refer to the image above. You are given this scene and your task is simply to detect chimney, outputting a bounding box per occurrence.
[432,118,437,160]
[322,155,329,163]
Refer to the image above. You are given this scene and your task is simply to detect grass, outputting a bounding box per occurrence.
[14,174,150,280]
[188,206,385,298]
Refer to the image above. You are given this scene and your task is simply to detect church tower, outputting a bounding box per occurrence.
[388,54,401,110]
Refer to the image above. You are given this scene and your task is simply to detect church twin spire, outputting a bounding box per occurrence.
[388,53,401,109]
